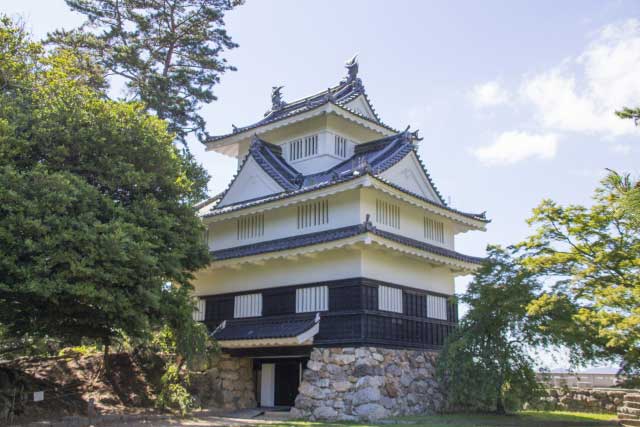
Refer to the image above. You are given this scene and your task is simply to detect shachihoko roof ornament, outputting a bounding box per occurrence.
[342,54,364,92]
[207,55,393,143]
[270,85,286,113]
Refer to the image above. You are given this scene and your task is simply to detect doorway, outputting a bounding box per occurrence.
[255,358,306,408]
[274,360,300,406]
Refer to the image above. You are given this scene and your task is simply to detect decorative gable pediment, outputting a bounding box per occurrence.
[378,152,443,204]
[218,156,284,207]
[342,95,378,121]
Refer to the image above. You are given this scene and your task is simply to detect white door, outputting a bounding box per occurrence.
[260,363,275,407]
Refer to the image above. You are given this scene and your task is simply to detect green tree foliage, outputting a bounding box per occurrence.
[0,16,210,356]
[616,107,640,125]
[49,0,242,144]
[605,170,640,228]
[521,172,640,373]
[437,246,547,414]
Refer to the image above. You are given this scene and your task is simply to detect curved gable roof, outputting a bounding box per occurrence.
[206,130,488,223]
[207,75,396,145]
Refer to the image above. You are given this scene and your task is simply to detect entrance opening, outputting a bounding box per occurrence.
[254,357,307,408]
[274,360,300,406]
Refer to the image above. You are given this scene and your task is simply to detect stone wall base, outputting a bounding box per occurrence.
[189,354,256,411]
[291,347,443,421]
[530,387,631,414]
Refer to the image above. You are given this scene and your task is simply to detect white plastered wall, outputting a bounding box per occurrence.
[191,248,363,296]
[342,95,377,121]
[208,189,361,251]
[361,247,455,295]
[218,156,283,207]
[359,188,456,250]
[191,245,456,297]
[378,153,441,203]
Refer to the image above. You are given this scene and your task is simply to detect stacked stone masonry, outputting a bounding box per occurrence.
[291,347,444,421]
[534,387,629,413]
[189,354,256,411]
[619,393,640,427]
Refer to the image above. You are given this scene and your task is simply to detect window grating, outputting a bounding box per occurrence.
[426,295,447,320]
[424,217,445,243]
[192,298,206,322]
[289,134,319,161]
[296,286,328,313]
[334,135,348,157]
[297,199,329,229]
[234,293,262,318]
[378,285,403,313]
[237,213,264,240]
[375,199,400,229]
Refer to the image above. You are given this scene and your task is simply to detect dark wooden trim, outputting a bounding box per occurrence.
[197,277,454,300]
[224,346,313,358]
[201,277,459,351]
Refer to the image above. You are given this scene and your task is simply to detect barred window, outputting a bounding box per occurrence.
[375,199,400,229]
[297,199,329,229]
[334,135,348,157]
[296,286,328,313]
[424,217,445,243]
[192,298,206,322]
[234,293,262,318]
[237,213,264,240]
[378,285,403,313]
[289,134,319,161]
[426,295,447,320]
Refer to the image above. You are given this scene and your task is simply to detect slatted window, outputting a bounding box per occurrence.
[234,293,262,318]
[296,286,328,313]
[378,285,403,313]
[289,134,319,161]
[375,199,400,229]
[426,295,447,320]
[334,135,348,157]
[237,213,264,240]
[297,199,329,229]
[192,298,206,322]
[424,217,445,243]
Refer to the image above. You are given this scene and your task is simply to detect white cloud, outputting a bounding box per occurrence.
[521,19,640,137]
[611,143,632,154]
[470,81,510,108]
[472,131,559,166]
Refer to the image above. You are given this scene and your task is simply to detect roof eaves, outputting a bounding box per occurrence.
[204,173,364,218]
[206,87,397,145]
[209,220,484,265]
[369,174,490,223]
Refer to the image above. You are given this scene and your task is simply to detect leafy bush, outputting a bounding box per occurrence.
[156,363,194,416]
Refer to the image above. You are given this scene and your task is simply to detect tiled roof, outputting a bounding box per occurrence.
[210,221,484,265]
[248,139,301,191]
[207,131,488,223]
[213,314,318,341]
[207,77,396,143]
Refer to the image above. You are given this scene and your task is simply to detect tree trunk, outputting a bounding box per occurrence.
[103,342,110,377]
[496,395,506,415]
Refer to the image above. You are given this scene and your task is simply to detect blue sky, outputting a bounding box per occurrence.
[4,1,640,365]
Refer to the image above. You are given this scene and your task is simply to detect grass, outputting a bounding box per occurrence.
[256,410,618,427]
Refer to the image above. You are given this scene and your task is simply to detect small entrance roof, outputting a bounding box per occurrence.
[213,313,320,349]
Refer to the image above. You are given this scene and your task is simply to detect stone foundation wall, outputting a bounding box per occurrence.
[618,392,640,427]
[291,347,444,421]
[532,387,632,413]
[189,354,256,411]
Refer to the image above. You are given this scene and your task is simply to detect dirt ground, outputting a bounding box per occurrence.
[1,351,164,425]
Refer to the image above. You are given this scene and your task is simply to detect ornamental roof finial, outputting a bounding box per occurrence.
[345,54,359,82]
[271,86,286,110]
